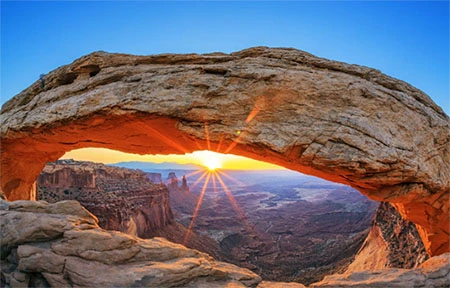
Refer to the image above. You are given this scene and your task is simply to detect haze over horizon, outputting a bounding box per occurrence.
[61,148,286,170]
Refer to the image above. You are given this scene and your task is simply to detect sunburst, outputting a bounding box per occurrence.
[183,98,265,244]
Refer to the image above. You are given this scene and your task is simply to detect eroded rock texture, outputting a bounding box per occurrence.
[1,199,449,287]
[347,202,429,273]
[0,199,261,287]
[0,47,449,256]
[37,160,173,236]
[36,160,221,260]
[311,252,450,288]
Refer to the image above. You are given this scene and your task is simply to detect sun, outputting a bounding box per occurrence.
[193,150,223,171]
[204,157,221,171]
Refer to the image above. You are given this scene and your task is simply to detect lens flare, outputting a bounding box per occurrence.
[183,100,267,244]
[193,150,223,171]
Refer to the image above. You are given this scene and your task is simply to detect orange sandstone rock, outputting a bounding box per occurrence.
[1,47,449,256]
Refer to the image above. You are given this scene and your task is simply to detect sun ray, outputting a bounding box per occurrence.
[217,170,247,187]
[223,130,247,154]
[204,122,211,151]
[215,135,225,153]
[184,169,206,179]
[211,170,219,204]
[184,172,212,244]
[137,120,189,154]
[245,95,266,123]
[216,172,259,237]
[188,170,209,191]
[245,105,261,123]
[215,172,248,225]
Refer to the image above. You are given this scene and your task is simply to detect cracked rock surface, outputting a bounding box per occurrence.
[0,47,449,256]
[0,199,261,287]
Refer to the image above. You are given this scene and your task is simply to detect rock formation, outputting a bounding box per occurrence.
[0,47,448,256]
[0,199,261,287]
[166,172,180,191]
[38,160,173,237]
[147,172,163,183]
[347,202,429,273]
[311,253,450,288]
[37,160,221,259]
[1,199,449,287]
[166,171,201,217]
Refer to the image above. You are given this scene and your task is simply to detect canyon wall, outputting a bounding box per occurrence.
[0,47,448,256]
[38,160,173,238]
[37,160,222,259]
[347,202,429,272]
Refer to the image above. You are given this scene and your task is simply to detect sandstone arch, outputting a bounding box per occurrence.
[1,47,449,256]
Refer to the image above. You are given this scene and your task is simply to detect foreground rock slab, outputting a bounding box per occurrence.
[0,200,261,287]
[1,199,449,287]
[311,252,450,288]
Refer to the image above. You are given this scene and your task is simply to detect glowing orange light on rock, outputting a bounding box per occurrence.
[138,120,189,154]
[245,95,266,124]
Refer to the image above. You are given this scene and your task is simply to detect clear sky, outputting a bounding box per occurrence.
[1,1,449,169]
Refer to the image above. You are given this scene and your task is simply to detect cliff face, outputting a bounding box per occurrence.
[147,172,163,183]
[1,47,448,257]
[347,202,429,272]
[37,161,222,259]
[37,160,174,238]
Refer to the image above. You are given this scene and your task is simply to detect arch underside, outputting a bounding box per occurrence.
[1,47,448,256]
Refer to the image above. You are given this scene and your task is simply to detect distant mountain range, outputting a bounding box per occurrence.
[110,161,204,171]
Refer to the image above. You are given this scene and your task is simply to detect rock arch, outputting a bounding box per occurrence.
[1,47,449,256]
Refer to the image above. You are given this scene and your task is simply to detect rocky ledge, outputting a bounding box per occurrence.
[1,199,449,287]
[0,200,260,287]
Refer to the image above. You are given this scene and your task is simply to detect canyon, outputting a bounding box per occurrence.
[37,160,373,284]
[38,159,173,236]
[37,160,220,259]
[0,47,449,286]
[35,160,432,285]
[168,169,378,284]
[1,198,449,287]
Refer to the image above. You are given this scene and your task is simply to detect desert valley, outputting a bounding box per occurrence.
[35,159,431,285]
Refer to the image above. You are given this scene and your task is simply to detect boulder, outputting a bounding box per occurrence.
[0,199,261,287]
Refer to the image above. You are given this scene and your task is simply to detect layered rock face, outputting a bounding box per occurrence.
[0,47,448,256]
[37,160,222,259]
[347,202,429,272]
[37,160,173,238]
[1,199,449,287]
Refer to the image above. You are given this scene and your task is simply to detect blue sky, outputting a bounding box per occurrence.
[1,1,449,115]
